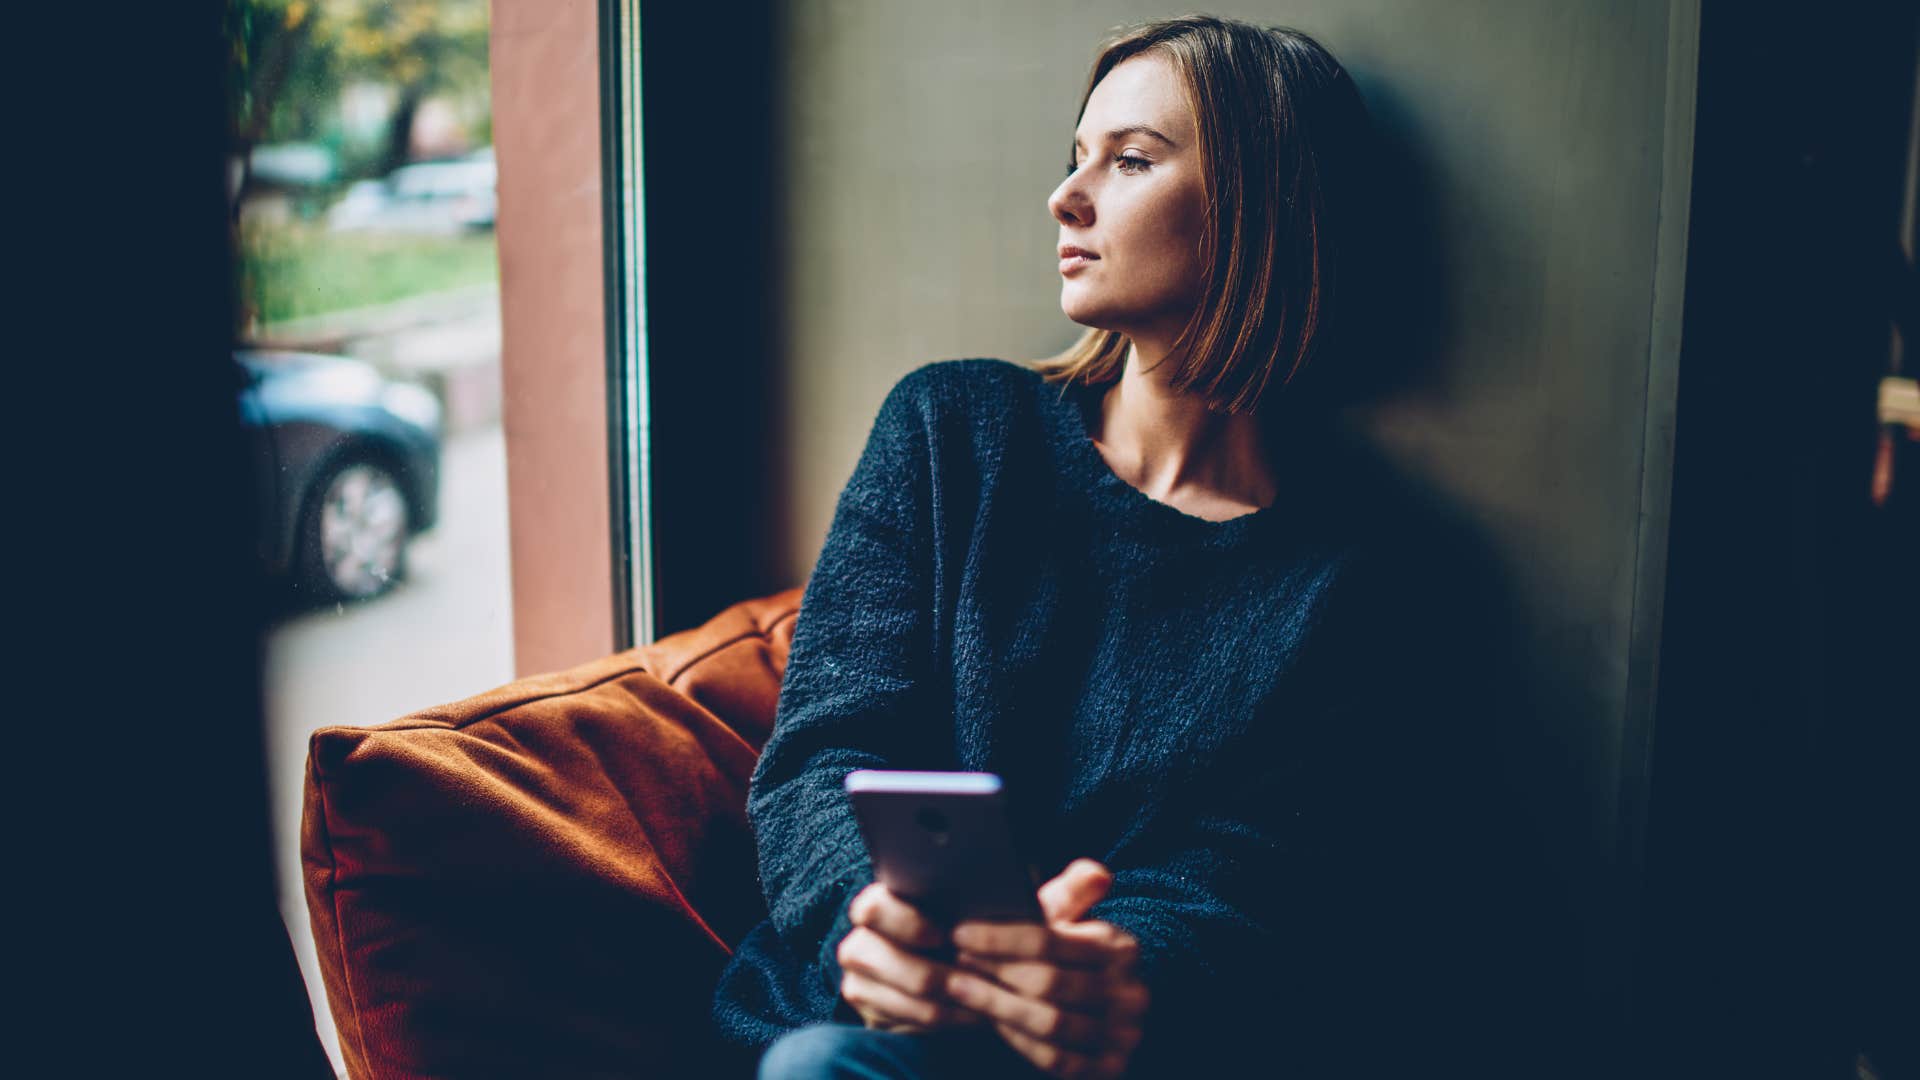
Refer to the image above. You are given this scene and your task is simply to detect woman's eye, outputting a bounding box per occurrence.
[1065,154,1152,178]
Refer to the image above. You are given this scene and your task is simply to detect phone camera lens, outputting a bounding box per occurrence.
[916,806,951,845]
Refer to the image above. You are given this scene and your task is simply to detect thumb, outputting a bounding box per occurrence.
[1038,858,1113,924]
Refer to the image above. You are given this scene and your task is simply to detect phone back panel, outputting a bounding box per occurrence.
[846,785,1044,925]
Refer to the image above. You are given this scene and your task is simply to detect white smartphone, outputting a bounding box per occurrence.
[844,770,1046,926]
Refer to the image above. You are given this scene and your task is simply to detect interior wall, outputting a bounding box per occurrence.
[763,0,1698,1059]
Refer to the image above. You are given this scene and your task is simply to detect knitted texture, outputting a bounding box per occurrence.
[711,358,1424,1074]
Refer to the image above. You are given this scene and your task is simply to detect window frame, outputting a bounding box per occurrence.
[599,0,653,648]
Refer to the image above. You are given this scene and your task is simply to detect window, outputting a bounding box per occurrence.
[227,1,640,1069]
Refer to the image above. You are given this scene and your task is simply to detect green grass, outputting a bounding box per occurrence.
[241,222,499,326]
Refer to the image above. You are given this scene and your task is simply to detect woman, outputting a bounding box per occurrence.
[712,15,1405,1079]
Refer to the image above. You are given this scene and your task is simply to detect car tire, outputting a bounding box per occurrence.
[296,454,411,603]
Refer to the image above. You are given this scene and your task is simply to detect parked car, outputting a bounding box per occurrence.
[237,349,442,603]
[326,151,497,234]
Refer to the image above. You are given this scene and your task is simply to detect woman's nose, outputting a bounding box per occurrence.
[1049,176,1092,226]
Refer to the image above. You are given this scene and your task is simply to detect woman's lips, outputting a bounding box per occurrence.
[1059,255,1098,274]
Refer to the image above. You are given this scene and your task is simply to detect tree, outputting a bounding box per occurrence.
[227,0,491,201]
[225,0,494,330]
[325,0,490,176]
[227,0,333,219]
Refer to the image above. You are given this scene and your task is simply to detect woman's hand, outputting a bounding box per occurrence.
[836,881,990,1033]
[946,859,1151,1079]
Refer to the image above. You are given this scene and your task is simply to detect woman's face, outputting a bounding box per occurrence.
[1048,53,1208,344]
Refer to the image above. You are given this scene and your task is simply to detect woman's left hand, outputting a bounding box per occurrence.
[945,859,1151,1079]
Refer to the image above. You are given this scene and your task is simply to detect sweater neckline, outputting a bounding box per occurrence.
[1050,376,1286,545]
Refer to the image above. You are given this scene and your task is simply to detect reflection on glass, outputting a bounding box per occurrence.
[227,2,511,1071]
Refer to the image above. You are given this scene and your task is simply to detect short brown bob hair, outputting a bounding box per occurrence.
[1031,15,1378,422]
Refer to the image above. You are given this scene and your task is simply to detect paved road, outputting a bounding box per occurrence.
[263,424,514,1073]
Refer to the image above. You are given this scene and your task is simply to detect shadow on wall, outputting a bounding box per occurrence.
[1329,73,1453,408]
[1300,424,1596,1077]
[1317,71,1609,1075]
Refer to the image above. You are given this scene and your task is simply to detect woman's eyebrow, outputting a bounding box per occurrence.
[1072,124,1178,152]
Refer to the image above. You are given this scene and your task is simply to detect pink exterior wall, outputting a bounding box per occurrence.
[490,0,615,675]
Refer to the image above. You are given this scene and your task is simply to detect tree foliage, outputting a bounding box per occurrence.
[327,0,488,98]
[227,0,490,178]
[228,0,325,149]
[226,0,493,333]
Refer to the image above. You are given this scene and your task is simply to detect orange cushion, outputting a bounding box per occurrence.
[303,589,799,1078]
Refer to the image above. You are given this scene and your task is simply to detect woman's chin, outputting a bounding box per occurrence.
[1058,292,1123,330]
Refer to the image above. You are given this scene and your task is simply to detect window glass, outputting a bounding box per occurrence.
[229,2,509,1070]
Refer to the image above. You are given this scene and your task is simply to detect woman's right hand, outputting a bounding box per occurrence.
[836,882,990,1033]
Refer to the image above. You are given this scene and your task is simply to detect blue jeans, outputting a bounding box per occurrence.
[757,1022,1050,1080]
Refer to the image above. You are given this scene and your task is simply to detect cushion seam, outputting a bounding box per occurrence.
[312,751,378,1077]
[449,662,653,729]
[660,607,798,686]
[652,860,734,957]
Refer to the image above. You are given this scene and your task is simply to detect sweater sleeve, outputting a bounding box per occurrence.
[745,367,947,1019]
[1081,746,1320,1076]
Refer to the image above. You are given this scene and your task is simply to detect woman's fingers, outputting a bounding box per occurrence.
[944,968,1119,1053]
[951,917,1136,970]
[953,953,1101,1010]
[1036,858,1114,924]
[990,1014,1136,1076]
[945,912,1148,1076]
[840,967,985,1031]
[955,954,1150,1020]
[838,926,987,1031]
[847,883,951,952]
[1052,919,1140,972]
[838,878,1149,1065]
[837,925,955,1001]
[993,1022,1133,1080]
[949,921,1106,966]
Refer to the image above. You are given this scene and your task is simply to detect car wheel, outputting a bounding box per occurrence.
[299,456,411,602]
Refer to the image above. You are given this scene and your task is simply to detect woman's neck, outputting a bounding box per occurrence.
[1091,340,1279,515]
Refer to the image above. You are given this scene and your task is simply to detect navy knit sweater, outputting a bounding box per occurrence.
[709,358,1434,1074]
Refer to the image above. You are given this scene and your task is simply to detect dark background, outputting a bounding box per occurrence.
[1635,3,1916,1078]
[638,0,789,638]
[23,4,335,1075]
